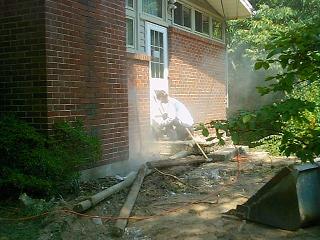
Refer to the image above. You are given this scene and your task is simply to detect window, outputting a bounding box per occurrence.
[126,0,133,8]
[174,2,191,28]
[143,0,162,18]
[173,2,225,42]
[203,15,209,35]
[195,10,209,35]
[126,18,134,47]
[150,30,165,78]
[212,19,223,39]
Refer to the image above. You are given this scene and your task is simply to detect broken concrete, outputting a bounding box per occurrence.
[209,147,238,161]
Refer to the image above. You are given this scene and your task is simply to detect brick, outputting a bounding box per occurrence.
[168,27,227,123]
[0,0,47,130]
[45,0,128,164]
[0,0,128,165]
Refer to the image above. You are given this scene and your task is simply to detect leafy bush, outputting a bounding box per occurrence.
[0,115,102,198]
[203,19,320,162]
[252,135,283,156]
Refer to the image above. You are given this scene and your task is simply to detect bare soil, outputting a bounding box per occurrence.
[2,152,320,240]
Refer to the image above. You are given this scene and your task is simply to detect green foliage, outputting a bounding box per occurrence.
[253,135,283,156]
[227,0,320,114]
[0,115,102,198]
[217,1,320,161]
[208,16,320,162]
[254,22,320,95]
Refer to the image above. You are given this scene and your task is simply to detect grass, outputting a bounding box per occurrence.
[0,201,44,240]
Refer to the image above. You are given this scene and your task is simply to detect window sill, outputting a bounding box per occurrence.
[169,26,225,46]
[140,13,169,27]
[126,52,151,62]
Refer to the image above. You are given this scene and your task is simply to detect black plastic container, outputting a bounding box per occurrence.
[236,162,320,230]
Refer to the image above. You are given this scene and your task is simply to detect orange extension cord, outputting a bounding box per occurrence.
[0,191,220,222]
[1,153,249,223]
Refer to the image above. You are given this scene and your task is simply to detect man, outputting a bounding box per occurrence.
[151,90,194,140]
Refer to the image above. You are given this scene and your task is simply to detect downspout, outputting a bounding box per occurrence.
[219,0,229,112]
[225,39,229,110]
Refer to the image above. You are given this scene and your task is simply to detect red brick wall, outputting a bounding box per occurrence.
[168,27,227,123]
[45,0,129,164]
[126,53,151,157]
[0,0,48,130]
[0,0,129,165]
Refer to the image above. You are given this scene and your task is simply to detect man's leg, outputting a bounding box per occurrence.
[172,119,190,140]
[151,120,163,140]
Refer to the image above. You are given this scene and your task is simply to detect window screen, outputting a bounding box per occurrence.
[212,20,223,39]
[174,2,191,28]
[126,18,134,46]
[126,0,133,8]
[143,0,162,18]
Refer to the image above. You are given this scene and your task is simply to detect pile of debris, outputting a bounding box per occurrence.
[71,142,244,237]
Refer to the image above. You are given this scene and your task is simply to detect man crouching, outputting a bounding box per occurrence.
[151,90,194,141]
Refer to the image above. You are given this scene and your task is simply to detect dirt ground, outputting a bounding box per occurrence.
[35,151,320,240]
[2,151,320,240]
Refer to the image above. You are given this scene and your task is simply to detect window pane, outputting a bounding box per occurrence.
[156,62,160,78]
[155,31,159,47]
[153,47,160,61]
[143,0,162,18]
[195,11,202,32]
[203,15,209,35]
[150,30,165,79]
[151,30,155,45]
[212,20,223,39]
[160,64,164,78]
[151,62,156,78]
[126,18,134,46]
[174,2,182,25]
[160,49,163,62]
[159,32,163,47]
[183,6,191,28]
[126,0,133,8]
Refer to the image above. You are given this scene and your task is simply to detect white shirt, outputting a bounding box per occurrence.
[152,97,194,128]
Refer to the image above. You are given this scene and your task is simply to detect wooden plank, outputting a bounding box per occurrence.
[113,164,148,236]
[73,171,137,213]
[146,157,207,169]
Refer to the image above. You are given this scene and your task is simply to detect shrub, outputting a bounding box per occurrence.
[0,115,102,198]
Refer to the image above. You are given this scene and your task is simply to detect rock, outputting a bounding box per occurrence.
[92,217,103,225]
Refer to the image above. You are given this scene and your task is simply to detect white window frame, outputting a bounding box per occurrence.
[126,0,137,51]
[142,0,165,20]
[172,1,225,43]
[173,2,192,30]
[145,22,168,83]
[125,0,135,10]
[211,18,223,41]
[126,17,135,49]
[194,10,210,36]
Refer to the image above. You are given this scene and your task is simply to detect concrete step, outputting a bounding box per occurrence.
[209,146,249,161]
[209,147,238,161]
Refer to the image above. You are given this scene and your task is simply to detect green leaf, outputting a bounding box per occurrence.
[202,128,209,137]
[231,132,240,144]
[242,114,252,124]
[254,61,263,70]
[262,62,270,70]
[218,139,225,145]
[256,86,271,95]
[266,48,282,59]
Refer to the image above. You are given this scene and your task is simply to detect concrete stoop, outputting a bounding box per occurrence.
[208,145,249,162]
[209,147,238,161]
